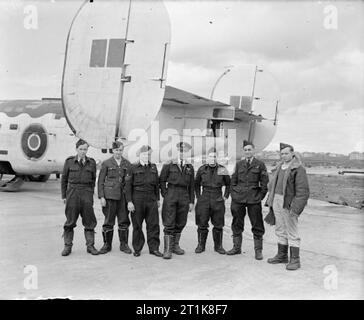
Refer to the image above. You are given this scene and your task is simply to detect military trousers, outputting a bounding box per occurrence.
[195,191,225,232]
[102,196,130,232]
[64,187,97,231]
[162,186,190,235]
[273,195,301,247]
[130,191,160,252]
[230,200,265,239]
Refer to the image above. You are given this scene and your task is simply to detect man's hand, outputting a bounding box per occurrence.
[100,197,106,207]
[157,201,161,208]
[128,201,135,212]
[223,196,228,201]
[188,203,194,212]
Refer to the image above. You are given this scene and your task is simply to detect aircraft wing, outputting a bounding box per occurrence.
[0,87,264,122]
[163,86,229,108]
[234,109,265,122]
[163,86,265,122]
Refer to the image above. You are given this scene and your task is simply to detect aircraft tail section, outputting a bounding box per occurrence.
[61,0,171,149]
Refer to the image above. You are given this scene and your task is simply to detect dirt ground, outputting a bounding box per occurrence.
[307,174,364,210]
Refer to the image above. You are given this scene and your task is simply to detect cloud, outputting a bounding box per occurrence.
[267,104,363,153]
[0,0,363,153]
[166,1,363,64]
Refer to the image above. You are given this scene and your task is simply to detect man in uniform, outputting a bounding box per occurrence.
[159,142,195,259]
[227,140,269,260]
[266,143,309,270]
[194,148,230,254]
[97,141,132,254]
[61,139,99,256]
[125,145,163,257]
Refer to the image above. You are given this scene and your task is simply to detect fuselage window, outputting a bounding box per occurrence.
[9,124,18,130]
[101,149,107,154]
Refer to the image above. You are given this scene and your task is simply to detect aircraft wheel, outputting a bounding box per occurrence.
[27,174,50,182]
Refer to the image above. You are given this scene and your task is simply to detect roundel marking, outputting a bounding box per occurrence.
[27,133,41,151]
[21,124,48,160]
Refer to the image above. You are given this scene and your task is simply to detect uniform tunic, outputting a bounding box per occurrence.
[159,160,195,235]
[230,157,269,239]
[61,155,97,231]
[97,156,131,231]
[125,162,161,252]
[194,164,230,232]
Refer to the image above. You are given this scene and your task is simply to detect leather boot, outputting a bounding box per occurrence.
[195,230,208,254]
[267,243,289,264]
[163,235,173,259]
[98,230,113,254]
[254,238,263,260]
[286,246,301,270]
[118,229,132,254]
[172,233,185,255]
[61,229,73,256]
[226,234,242,255]
[149,249,163,257]
[213,229,226,254]
[84,230,99,255]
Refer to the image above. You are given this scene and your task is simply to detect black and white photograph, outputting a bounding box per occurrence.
[0,0,363,304]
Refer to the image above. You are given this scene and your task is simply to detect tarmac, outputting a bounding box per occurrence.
[0,178,363,300]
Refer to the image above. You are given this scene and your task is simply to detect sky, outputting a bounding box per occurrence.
[0,0,363,153]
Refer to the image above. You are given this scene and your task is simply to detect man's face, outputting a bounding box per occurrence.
[179,149,187,160]
[113,147,123,159]
[281,147,294,163]
[139,151,150,163]
[207,152,217,166]
[243,144,254,159]
[76,143,88,158]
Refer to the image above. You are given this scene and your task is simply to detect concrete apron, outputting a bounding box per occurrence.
[0,180,363,299]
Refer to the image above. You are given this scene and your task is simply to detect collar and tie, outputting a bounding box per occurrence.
[180,160,185,171]
[140,161,149,168]
[114,157,122,167]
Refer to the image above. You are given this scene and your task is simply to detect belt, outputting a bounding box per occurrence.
[68,183,92,188]
[168,184,188,189]
[202,187,221,192]
[236,184,259,189]
[134,187,155,193]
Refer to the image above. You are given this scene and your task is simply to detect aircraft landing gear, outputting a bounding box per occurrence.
[0,175,25,192]
[27,174,50,182]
